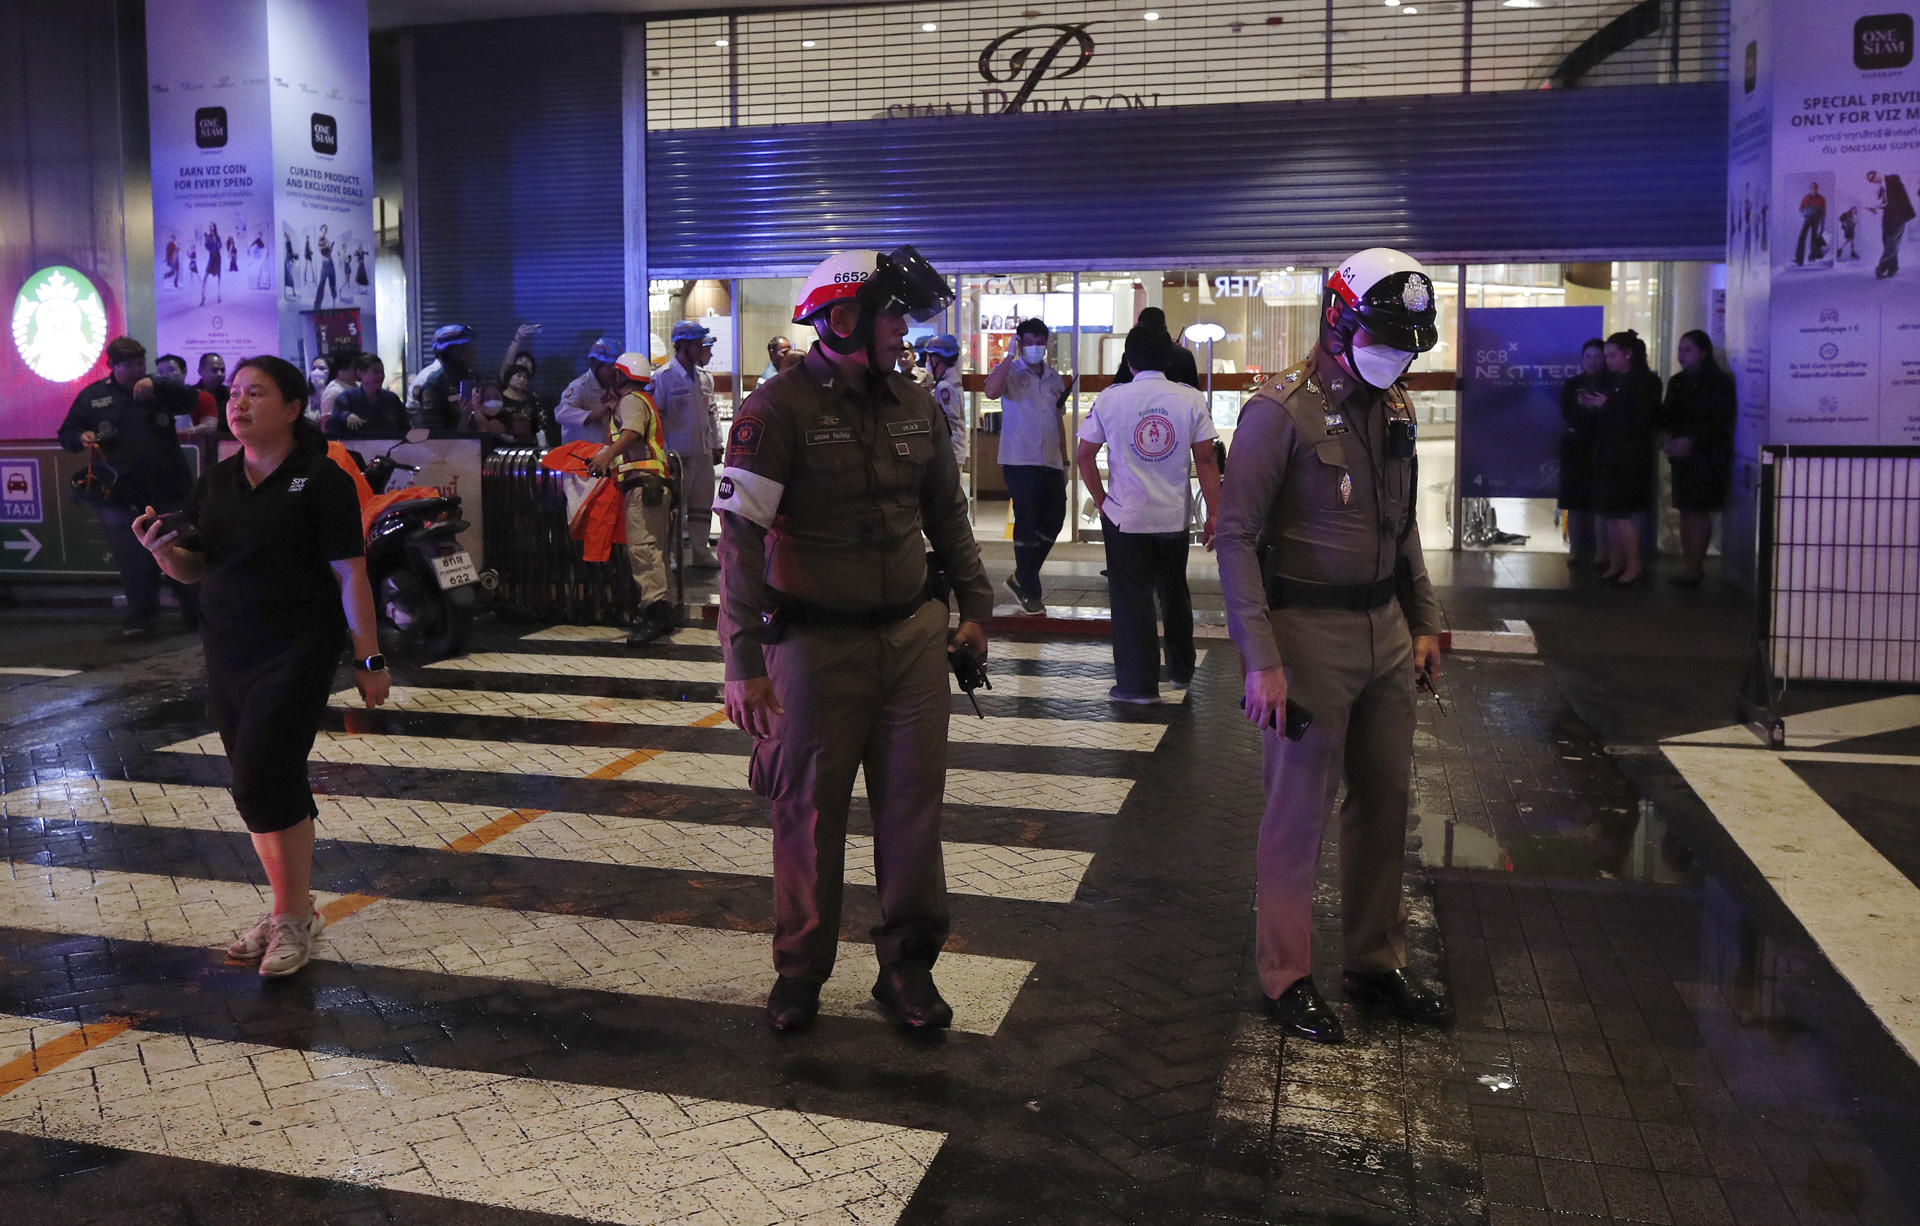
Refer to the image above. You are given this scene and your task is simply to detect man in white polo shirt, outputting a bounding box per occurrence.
[982,318,1068,614]
[1076,325,1221,704]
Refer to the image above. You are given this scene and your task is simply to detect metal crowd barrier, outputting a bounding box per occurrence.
[480,447,684,627]
[1738,445,1920,745]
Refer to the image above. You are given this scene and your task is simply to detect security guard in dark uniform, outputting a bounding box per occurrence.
[715,246,993,1034]
[57,335,200,638]
[1215,248,1454,1043]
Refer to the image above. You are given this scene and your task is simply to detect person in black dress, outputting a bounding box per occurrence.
[1659,329,1736,587]
[1557,338,1606,568]
[135,354,389,978]
[1580,330,1660,586]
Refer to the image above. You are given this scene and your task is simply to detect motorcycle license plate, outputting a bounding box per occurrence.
[430,551,478,590]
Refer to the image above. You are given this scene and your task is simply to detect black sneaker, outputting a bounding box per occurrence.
[1002,574,1044,616]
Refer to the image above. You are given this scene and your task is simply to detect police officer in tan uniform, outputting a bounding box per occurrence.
[587,353,675,647]
[715,246,993,1034]
[1215,247,1453,1044]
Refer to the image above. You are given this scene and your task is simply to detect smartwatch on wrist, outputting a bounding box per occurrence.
[356,654,388,673]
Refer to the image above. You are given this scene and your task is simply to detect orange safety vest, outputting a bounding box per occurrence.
[613,387,670,481]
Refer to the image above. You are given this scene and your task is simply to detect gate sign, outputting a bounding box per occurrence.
[1459,306,1604,500]
[11,266,109,383]
[0,459,43,524]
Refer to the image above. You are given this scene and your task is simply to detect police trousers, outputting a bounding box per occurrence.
[749,599,951,982]
[621,482,670,606]
[1254,603,1417,998]
[674,451,717,563]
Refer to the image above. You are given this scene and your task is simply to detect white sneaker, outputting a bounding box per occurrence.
[258,910,327,978]
[225,912,275,962]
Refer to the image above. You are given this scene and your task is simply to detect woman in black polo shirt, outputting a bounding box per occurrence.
[135,354,388,977]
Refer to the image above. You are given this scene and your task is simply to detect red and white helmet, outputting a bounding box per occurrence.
[613,352,653,383]
[793,251,881,325]
[1325,247,1439,353]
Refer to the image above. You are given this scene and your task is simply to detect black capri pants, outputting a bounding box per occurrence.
[205,635,342,833]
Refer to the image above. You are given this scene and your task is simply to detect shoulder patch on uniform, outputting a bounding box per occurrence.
[727,418,763,459]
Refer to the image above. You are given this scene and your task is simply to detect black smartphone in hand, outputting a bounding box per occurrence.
[1243,696,1314,741]
[153,510,202,550]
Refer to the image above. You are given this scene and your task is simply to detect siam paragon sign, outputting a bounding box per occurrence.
[886,23,1165,118]
[11,266,109,383]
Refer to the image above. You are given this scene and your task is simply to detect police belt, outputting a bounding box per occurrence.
[767,587,929,630]
[1266,575,1396,612]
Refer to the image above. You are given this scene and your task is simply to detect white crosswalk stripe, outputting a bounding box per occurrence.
[330,685,1169,752]
[521,623,1203,667]
[0,864,1034,1037]
[156,732,1137,814]
[429,651,1189,702]
[1,779,1095,904]
[0,1011,944,1224]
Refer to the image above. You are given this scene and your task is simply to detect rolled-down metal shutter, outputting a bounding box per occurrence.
[646,84,1727,277]
[410,18,627,380]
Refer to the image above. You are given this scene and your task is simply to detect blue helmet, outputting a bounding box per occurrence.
[671,320,715,347]
[432,323,474,353]
[919,333,960,361]
[586,338,621,366]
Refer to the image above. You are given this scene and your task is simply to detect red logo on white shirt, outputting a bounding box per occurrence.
[1131,414,1177,461]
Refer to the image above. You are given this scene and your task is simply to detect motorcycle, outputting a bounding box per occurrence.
[354,429,494,660]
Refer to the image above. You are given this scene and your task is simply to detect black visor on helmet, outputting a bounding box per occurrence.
[1348,272,1440,353]
[859,246,954,323]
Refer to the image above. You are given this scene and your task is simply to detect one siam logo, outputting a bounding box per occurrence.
[978,24,1095,113]
[310,112,338,155]
[1855,14,1913,70]
[194,106,227,149]
[11,266,109,383]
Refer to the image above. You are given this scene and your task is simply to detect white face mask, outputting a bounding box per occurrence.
[1021,345,1047,366]
[1351,340,1417,389]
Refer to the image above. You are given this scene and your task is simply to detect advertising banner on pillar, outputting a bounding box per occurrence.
[147,0,278,371]
[1458,307,1604,501]
[269,0,376,360]
[1767,1,1920,444]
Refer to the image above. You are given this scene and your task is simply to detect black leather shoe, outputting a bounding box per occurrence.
[872,966,953,1030]
[626,602,674,648]
[765,976,821,1033]
[1342,968,1455,1025]
[1267,977,1344,1044]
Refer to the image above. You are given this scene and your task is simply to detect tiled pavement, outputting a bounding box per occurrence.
[3,568,1918,1225]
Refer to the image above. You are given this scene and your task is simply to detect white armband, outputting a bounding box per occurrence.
[714,466,784,529]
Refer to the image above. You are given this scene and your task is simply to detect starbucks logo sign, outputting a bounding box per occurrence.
[12,266,109,382]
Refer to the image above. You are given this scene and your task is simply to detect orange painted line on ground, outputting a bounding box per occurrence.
[306,699,723,928]
[318,892,386,924]
[444,807,548,854]
[587,745,664,780]
[0,1016,135,1098]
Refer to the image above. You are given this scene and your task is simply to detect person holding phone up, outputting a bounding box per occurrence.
[135,354,389,978]
[1214,248,1452,1044]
